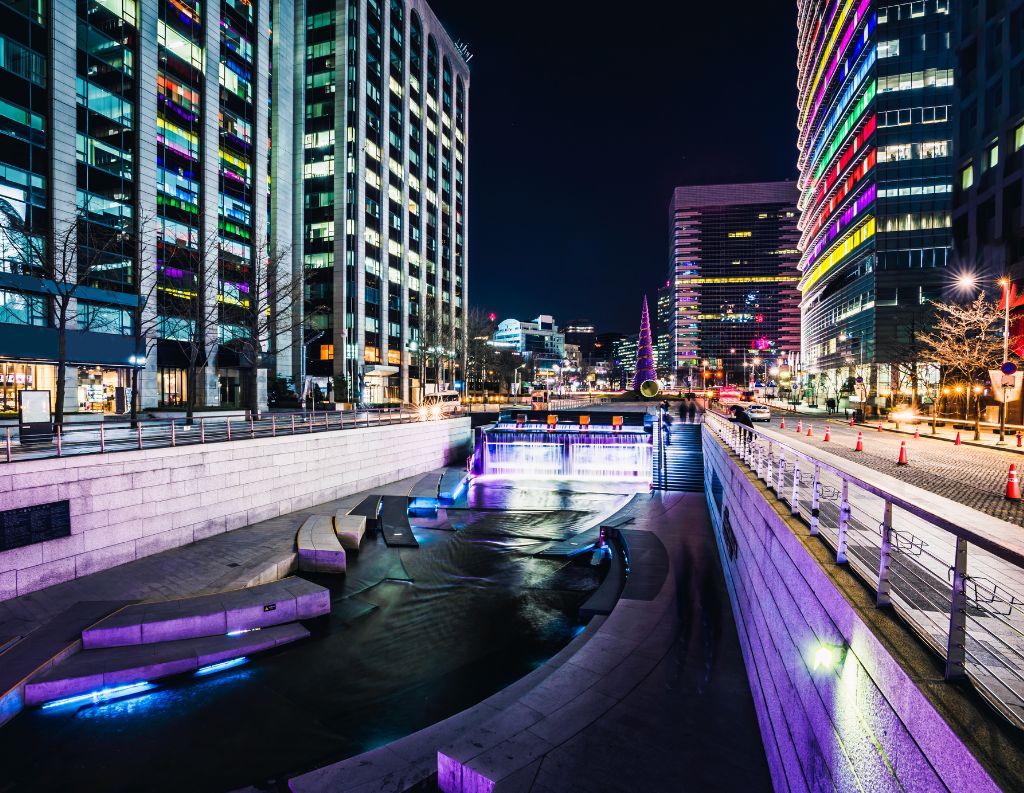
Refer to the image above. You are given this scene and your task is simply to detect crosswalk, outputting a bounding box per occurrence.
[652,419,705,492]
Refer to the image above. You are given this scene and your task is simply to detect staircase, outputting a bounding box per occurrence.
[652,418,705,492]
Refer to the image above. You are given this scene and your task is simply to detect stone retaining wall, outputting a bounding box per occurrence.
[0,418,471,601]
[702,426,1001,793]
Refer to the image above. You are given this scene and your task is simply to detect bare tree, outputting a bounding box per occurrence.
[919,295,1005,437]
[0,212,133,429]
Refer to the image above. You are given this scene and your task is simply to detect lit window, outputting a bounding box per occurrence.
[1016,123,1024,152]
[878,39,900,58]
[320,344,334,361]
[987,141,999,169]
[958,162,974,189]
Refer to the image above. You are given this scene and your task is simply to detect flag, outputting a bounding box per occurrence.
[998,282,1024,311]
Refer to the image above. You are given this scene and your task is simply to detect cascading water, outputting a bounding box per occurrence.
[477,423,652,483]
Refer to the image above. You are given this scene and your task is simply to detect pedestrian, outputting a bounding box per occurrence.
[729,404,754,428]
[687,398,697,424]
[679,399,688,424]
[662,402,673,445]
[826,397,836,414]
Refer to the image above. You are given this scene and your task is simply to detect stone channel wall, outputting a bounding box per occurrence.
[702,426,1000,793]
[0,418,472,601]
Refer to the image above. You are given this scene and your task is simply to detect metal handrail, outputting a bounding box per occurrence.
[704,409,1024,728]
[0,406,464,464]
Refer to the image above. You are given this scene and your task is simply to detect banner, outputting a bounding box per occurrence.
[988,370,1023,403]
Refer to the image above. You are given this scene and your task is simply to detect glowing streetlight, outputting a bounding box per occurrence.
[957,273,978,290]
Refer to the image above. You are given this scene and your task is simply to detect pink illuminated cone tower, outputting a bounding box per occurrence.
[632,296,658,391]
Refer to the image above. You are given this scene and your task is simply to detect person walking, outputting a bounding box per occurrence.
[661,400,673,445]
[679,398,689,424]
[687,397,697,424]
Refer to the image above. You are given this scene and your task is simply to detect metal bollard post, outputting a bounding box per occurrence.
[100,423,106,452]
[790,464,801,516]
[226,417,231,440]
[201,418,206,443]
[137,424,143,450]
[877,500,893,607]
[57,426,62,456]
[169,421,174,447]
[945,537,968,680]
[271,416,276,436]
[837,480,850,564]
[809,465,821,535]
[5,427,10,463]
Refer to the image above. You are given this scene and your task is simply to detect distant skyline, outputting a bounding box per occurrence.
[427,0,799,331]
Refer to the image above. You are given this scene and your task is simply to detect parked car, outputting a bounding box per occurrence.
[746,404,771,422]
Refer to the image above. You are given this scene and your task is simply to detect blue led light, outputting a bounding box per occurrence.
[194,657,249,677]
[42,682,156,710]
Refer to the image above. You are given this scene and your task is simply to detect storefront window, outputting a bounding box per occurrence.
[77,366,127,413]
[158,367,187,406]
[0,360,56,413]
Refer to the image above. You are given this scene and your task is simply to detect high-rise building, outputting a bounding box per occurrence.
[492,315,565,360]
[952,0,1024,286]
[796,0,954,406]
[563,319,596,362]
[0,0,297,415]
[669,182,802,387]
[655,283,672,378]
[301,0,470,405]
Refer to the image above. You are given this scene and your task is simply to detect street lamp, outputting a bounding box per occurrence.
[998,277,1012,445]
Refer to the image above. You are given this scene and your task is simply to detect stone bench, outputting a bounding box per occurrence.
[297,515,347,574]
[333,513,366,551]
[81,577,330,649]
[25,622,309,706]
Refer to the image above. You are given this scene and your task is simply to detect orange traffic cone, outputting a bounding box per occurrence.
[877,422,883,432]
[806,425,814,438]
[796,420,802,433]
[955,432,962,446]
[824,426,831,442]
[913,428,920,440]
[854,431,864,451]
[897,440,909,465]
[1007,464,1022,500]
[780,417,785,429]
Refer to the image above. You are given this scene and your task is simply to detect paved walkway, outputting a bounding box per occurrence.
[290,491,770,793]
[0,471,428,640]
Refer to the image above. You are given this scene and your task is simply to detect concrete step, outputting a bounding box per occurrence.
[81,577,329,649]
[296,515,347,574]
[25,622,309,706]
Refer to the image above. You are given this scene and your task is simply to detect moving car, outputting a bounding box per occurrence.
[746,404,771,422]
[419,390,460,420]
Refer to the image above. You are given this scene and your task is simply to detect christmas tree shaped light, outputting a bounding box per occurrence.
[632,295,657,391]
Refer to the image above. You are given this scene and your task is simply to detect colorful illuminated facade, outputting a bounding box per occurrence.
[668,182,802,387]
[796,0,954,405]
[0,0,296,412]
[301,0,470,404]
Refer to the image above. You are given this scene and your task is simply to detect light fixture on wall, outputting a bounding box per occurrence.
[810,641,848,673]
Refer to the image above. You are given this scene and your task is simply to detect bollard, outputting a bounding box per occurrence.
[169,421,174,447]
[100,423,106,452]
[201,418,206,443]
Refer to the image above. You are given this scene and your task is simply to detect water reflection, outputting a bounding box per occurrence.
[0,479,626,793]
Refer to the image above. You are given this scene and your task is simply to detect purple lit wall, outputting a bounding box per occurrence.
[701,429,1001,792]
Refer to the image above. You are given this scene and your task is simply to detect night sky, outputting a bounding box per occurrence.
[427,0,800,333]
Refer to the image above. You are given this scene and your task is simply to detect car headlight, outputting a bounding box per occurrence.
[431,405,442,419]
[418,406,428,419]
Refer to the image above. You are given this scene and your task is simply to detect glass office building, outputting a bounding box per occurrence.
[301,0,470,404]
[668,182,802,388]
[796,0,954,406]
[0,0,297,412]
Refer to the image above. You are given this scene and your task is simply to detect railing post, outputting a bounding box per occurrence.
[809,465,821,535]
[5,427,10,463]
[309,412,314,433]
[945,536,968,680]
[291,414,296,434]
[837,479,850,563]
[271,416,276,436]
[877,499,893,607]
[169,421,174,448]
[200,418,206,443]
[250,416,255,438]
[790,463,802,515]
[226,417,231,441]
[776,451,786,495]
[137,424,142,450]
[756,442,764,479]
[56,426,62,456]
